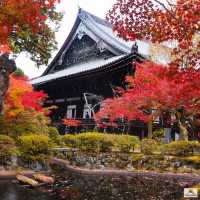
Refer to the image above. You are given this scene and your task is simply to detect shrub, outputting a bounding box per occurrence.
[114,135,139,153]
[0,135,17,160]
[163,141,200,156]
[141,139,160,155]
[153,129,164,142]
[99,134,114,152]
[0,111,51,138]
[62,134,77,148]
[48,127,61,145]
[76,132,113,152]
[18,134,51,161]
[62,132,139,153]
[76,133,101,152]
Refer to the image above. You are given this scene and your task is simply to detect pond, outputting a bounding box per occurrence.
[0,181,52,200]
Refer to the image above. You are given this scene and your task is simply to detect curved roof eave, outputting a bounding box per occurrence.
[31,54,137,86]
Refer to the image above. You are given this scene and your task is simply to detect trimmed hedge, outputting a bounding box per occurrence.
[18,134,51,161]
[163,141,200,156]
[62,134,77,148]
[114,135,139,153]
[62,132,200,156]
[62,132,139,153]
[141,139,160,155]
[48,127,61,145]
[0,135,17,159]
[76,133,114,152]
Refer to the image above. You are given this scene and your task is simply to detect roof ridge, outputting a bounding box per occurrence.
[78,8,112,28]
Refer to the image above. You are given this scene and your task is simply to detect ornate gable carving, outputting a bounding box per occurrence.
[52,35,114,72]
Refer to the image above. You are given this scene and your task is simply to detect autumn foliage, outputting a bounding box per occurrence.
[96,62,200,138]
[63,119,81,127]
[0,0,61,66]
[4,73,47,119]
[107,0,200,67]
[0,72,52,137]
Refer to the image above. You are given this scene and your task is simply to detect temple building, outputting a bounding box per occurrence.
[30,8,147,135]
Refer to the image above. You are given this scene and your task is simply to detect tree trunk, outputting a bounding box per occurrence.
[164,128,172,143]
[148,121,153,139]
[0,54,16,113]
[127,122,131,135]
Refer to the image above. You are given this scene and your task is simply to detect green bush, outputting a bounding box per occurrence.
[153,129,164,142]
[163,141,200,156]
[76,133,102,152]
[76,132,114,152]
[62,134,77,148]
[18,134,51,161]
[0,112,51,138]
[141,139,160,155]
[62,132,139,153]
[114,135,139,153]
[0,135,17,159]
[99,134,114,152]
[48,127,61,145]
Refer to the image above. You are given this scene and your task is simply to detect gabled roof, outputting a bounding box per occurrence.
[77,8,133,54]
[42,8,135,76]
[31,8,147,85]
[77,9,149,56]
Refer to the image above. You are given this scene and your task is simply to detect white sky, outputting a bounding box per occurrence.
[16,0,116,78]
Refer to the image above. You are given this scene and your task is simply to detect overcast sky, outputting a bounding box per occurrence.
[16,0,116,78]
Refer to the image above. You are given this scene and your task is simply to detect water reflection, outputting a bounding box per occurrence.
[0,181,51,200]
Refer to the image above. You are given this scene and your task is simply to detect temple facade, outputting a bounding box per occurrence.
[30,8,146,135]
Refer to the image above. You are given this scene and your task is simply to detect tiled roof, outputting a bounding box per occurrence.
[42,8,149,76]
[30,55,129,85]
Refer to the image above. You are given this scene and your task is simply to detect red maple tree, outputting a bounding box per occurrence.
[0,72,53,137]
[0,0,62,113]
[0,0,61,63]
[4,73,47,119]
[107,0,200,67]
[96,62,200,140]
[63,118,81,127]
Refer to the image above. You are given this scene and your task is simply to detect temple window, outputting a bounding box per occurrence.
[66,105,77,119]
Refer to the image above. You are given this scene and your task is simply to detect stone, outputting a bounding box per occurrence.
[111,188,118,196]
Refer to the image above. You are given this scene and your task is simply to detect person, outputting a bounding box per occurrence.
[85,111,90,119]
